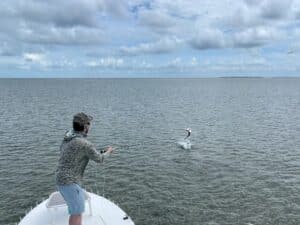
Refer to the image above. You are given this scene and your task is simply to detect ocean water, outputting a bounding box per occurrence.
[0,78,300,225]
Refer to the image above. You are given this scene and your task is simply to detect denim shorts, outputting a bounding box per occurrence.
[57,183,85,215]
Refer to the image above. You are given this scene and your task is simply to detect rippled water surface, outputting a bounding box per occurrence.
[1,78,300,225]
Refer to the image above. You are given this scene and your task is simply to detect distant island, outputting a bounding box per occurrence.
[219,76,264,78]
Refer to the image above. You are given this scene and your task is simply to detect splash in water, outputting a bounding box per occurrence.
[177,140,192,150]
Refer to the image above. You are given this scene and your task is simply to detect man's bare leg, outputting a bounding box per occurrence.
[69,215,82,225]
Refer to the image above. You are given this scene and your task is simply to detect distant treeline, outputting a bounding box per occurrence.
[219,76,264,78]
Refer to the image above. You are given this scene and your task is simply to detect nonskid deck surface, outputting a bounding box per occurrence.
[18,192,134,225]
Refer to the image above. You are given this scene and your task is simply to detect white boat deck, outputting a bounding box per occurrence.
[18,192,134,225]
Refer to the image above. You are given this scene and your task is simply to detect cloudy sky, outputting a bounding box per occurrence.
[0,0,300,77]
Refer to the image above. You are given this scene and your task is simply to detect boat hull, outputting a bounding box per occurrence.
[18,192,134,225]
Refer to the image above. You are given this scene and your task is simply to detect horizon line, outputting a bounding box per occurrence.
[1,76,300,79]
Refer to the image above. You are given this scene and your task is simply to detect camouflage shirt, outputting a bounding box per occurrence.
[55,130,107,185]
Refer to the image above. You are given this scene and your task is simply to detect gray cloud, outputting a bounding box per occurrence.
[0,42,20,56]
[260,0,292,20]
[120,37,182,55]
[138,9,177,34]
[86,57,124,68]
[244,0,262,7]
[0,0,103,28]
[18,24,105,45]
[233,27,279,48]
[227,0,295,29]
[0,17,19,39]
[23,52,45,63]
[224,4,263,29]
[13,0,128,28]
[0,0,132,51]
[296,10,300,19]
[19,1,99,27]
[0,0,298,76]
[104,0,129,18]
[244,0,293,21]
[190,29,226,50]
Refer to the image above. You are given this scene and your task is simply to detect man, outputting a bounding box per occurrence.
[56,112,113,225]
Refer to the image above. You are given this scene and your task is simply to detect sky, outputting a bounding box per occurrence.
[0,0,300,77]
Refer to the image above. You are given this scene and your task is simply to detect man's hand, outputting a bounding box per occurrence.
[106,146,113,154]
[100,146,113,154]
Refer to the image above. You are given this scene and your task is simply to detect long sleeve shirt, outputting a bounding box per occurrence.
[55,130,108,185]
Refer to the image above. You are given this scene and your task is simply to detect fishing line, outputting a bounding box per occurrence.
[102,158,105,197]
